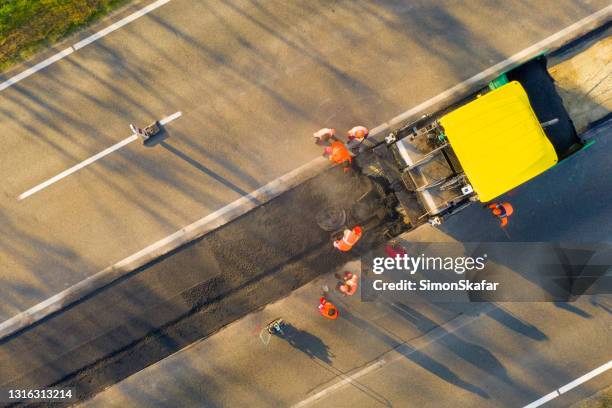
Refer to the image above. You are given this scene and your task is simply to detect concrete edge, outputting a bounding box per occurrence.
[1,5,610,341]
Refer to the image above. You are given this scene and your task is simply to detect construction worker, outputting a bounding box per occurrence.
[313,128,337,145]
[347,125,369,153]
[337,271,359,296]
[347,125,369,141]
[488,202,514,228]
[318,297,339,319]
[333,226,363,252]
[324,140,353,172]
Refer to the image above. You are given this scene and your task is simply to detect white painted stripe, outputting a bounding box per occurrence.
[18,111,182,200]
[0,0,173,91]
[292,304,497,407]
[374,4,612,134]
[18,135,138,200]
[159,111,182,125]
[0,47,74,91]
[523,360,612,408]
[73,0,172,50]
[523,391,561,408]
[292,360,386,408]
[558,360,612,394]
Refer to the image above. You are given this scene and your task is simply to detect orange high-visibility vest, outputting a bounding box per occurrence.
[318,299,339,319]
[334,227,362,252]
[348,126,369,140]
[329,141,352,165]
[488,202,514,228]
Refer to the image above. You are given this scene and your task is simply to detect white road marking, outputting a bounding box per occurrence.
[18,135,138,200]
[73,0,172,50]
[159,111,182,125]
[377,4,612,132]
[18,111,182,200]
[0,0,173,92]
[292,304,498,408]
[523,360,612,408]
[0,47,74,91]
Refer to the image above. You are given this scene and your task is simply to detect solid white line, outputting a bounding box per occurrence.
[0,47,74,91]
[0,0,173,92]
[159,111,182,125]
[18,135,138,200]
[375,4,612,132]
[523,360,612,408]
[73,0,172,50]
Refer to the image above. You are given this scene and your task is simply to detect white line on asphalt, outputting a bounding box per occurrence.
[523,360,612,408]
[0,0,173,92]
[73,0,172,50]
[159,111,182,125]
[18,135,137,200]
[378,4,612,132]
[18,111,181,200]
[0,47,74,91]
[292,304,498,408]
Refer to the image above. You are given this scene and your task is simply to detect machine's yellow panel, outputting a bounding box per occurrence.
[439,81,557,202]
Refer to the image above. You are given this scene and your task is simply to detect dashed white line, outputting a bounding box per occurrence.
[0,0,173,92]
[18,135,138,200]
[18,111,182,200]
[159,111,182,125]
[523,360,612,408]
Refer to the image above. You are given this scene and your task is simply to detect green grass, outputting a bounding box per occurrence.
[0,0,131,72]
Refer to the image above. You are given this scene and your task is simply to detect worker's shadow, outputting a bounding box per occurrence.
[275,323,334,364]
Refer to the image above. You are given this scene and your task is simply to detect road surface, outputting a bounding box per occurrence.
[1,0,609,321]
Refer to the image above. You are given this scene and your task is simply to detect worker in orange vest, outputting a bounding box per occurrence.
[313,128,337,145]
[488,202,514,228]
[333,226,363,252]
[318,297,339,319]
[324,140,353,172]
[337,271,359,296]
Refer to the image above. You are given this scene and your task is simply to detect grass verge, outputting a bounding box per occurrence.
[0,0,131,72]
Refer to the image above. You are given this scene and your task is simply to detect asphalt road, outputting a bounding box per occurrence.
[80,245,611,408]
[0,166,373,401]
[0,0,609,321]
